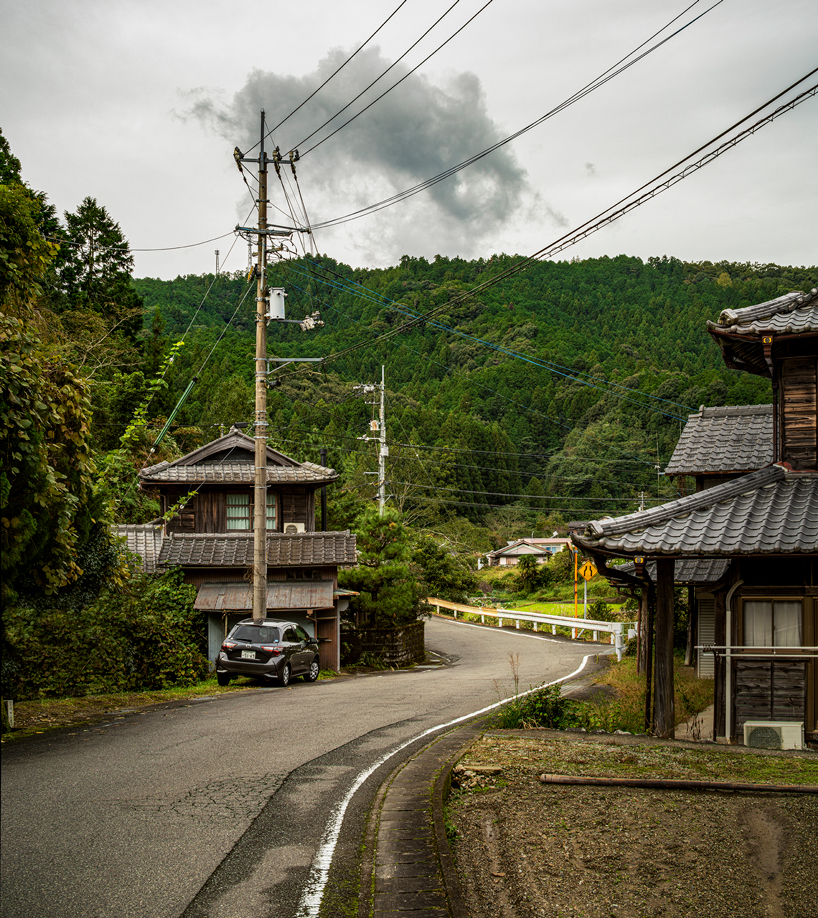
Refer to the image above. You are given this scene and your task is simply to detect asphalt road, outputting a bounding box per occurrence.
[1,617,608,918]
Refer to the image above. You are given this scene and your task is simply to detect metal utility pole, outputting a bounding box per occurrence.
[215,249,220,274]
[354,366,388,514]
[378,365,386,514]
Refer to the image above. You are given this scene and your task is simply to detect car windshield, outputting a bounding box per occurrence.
[231,625,280,644]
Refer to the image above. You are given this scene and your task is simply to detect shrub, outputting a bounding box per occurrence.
[494,683,578,730]
[3,568,208,699]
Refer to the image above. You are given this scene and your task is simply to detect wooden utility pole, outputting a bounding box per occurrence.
[252,111,269,623]
[234,111,317,622]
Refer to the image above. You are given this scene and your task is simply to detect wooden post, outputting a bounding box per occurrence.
[713,588,726,740]
[643,582,655,733]
[654,558,675,739]
[684,585,696,667]
[637,586,649,674]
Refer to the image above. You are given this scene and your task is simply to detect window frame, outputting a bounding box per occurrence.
[740,596,804,650]
[226,492,252,531]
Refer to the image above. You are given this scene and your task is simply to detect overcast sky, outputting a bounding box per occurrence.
[2,0,816,280]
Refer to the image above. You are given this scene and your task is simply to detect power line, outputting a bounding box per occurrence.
[290,0,466,153]
[312,0,719,226]
[255,0,412,146]
[297,0,498,157]
[273,260,675,467]
[301,258,692,419]
[131,231,235,253]
[315,71,818,366]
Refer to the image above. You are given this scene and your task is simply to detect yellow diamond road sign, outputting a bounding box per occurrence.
[578,560,597,581]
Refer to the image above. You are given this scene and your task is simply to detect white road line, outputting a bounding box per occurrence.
[296,653,597,917]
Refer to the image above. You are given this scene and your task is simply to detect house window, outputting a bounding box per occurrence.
[266,492,277,530]
[226,493,251,530]
[743,600,802,647]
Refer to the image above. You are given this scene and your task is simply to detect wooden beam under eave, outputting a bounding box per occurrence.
[654,558,675,739]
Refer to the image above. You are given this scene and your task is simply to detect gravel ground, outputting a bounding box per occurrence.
[447,731,818,918]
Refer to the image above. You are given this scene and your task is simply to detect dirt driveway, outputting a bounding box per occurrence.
[447,731,818,918]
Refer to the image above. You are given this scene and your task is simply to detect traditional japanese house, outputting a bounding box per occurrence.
[484,537,571,566]
[573,289,818,746]
[129,428,357,671]
[664,403,773,495]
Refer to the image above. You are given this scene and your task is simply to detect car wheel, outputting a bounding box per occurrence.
[278,663,291,687]
[217,672,231,687]
[304,659,319,683]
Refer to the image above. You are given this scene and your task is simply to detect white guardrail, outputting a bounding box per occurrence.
[427,597,636,661]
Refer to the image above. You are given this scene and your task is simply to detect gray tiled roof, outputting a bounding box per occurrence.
[708,289,818,336]
[115,522,164,574]
[140,460,336,485]
[611,558,729,585]
[573,465,818,556]
[157,531,357,568]
[664,404,773,475]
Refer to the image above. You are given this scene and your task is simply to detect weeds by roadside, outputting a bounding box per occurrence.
[493,652,714,735]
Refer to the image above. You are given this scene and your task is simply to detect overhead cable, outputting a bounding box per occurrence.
[314,71,818,365]
[251,0,412,148]
[295,0,497,157]
[312,0,719,225]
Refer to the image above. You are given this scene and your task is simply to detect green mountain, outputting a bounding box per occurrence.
[132,254,815,530]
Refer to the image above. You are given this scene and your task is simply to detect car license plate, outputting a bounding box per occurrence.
[241,650,255,660]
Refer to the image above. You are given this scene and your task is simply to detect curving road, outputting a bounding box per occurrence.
[1,617,608,918]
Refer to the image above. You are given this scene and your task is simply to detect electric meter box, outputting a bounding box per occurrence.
[268,287,287,320]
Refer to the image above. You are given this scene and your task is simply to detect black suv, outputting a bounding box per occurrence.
[216,619,320,687]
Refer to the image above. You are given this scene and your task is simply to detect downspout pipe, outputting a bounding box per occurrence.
[724,579,743,743]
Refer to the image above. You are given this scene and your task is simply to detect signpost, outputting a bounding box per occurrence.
[578,559,597,618]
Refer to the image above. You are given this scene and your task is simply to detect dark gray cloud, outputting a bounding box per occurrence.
[185,46,535,250]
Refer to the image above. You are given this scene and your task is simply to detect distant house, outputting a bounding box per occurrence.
[574,289,818,745]
[120,428,357,671]
[485,537,572,567]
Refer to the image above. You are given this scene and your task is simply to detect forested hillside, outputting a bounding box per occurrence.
[3,121,816,575]
[133,254,813,536]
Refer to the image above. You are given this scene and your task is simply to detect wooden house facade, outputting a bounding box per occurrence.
[127,428,357,671]
[573,289,818,746]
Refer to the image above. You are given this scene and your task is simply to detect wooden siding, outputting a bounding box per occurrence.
[734,659,806,732]
[780,355,817,470]
[281,488,313,531]
[193,490,228,533]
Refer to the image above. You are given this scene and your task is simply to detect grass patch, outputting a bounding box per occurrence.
[493,653,713,736]
[2,674,258,741]
[466,735,818,786]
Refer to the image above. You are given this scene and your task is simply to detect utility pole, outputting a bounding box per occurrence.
[378,365,386,514]
[234,111,318,622]
[215,249,220,275]
[252,111,269,624]
[355,365,388,514]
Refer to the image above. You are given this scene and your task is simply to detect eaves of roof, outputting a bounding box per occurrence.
[708,289,818,336]
[157,531,358,568]
[573,465,818,557]
[140,461,337,486]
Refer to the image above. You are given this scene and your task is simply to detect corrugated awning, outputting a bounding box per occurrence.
[194,580,335,611]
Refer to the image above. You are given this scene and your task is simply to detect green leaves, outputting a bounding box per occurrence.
[339,506,422,629]
[0,314,98,600]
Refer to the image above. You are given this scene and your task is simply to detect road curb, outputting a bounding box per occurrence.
[359,718,485,917]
